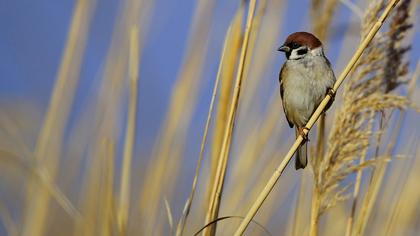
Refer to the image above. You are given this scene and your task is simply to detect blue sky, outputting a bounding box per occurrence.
[1,0,419,165]
[1,0,420,234]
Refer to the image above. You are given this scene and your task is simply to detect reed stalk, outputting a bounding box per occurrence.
[233,1,400,234]
[117,26,140,235]
[223,0,285,215]
[344,111,375,236]
[139,0,215,232]
[206,4,244,215]
[99,139,116,236]
[204,1,258,234]
[349,1,413,235]
[74,0,147,234]
[22,1,95,235]
[175,24,232,236]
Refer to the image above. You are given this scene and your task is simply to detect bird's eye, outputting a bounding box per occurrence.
[290,42,300,49]
[297,48,308,55]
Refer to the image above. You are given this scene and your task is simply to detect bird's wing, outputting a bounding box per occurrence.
[279,65,294,128]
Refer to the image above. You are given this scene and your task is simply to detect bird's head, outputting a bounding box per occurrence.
[277,32,323,60]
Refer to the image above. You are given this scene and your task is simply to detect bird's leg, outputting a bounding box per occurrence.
[326,87,336,102]
[298,126,310,142]
[324,87,336,112]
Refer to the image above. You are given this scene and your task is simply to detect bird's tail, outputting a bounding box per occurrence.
[295,128,307,170]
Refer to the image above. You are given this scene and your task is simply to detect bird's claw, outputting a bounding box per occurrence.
[298,127,310,142]
[326,87,336,102]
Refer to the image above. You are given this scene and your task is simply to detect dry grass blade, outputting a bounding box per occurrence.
[222,0,286,216]
[206,3,244,212]
[194,216,272,236]
[310,0,340,184]
[139,0,215,233]
[0,149,80,219]
[164,198,174,235]
[204,0,258,234]
[74,0,147,234]
[117,25,140,235]
[311,0,339,42]
[98,139,116,236]
[349,1,413,235]
[22,1,96,235]
[344,111,375,236]
[175,24,233,236]
[383,142,420,236]
[233,0,401,235]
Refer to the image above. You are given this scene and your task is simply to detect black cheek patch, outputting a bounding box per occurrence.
[297,48,308,55]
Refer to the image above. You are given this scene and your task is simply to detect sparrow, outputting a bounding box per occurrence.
[277,32,336,169]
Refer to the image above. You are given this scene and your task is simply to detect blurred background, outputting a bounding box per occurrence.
[0,0,419,235]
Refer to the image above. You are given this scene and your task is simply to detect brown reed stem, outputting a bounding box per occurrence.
[233,1,400,234]
[203,1,258,235]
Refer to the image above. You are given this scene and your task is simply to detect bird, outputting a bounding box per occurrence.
[277,32,336,169]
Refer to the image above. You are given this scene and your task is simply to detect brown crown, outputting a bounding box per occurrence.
[283,32,322,49]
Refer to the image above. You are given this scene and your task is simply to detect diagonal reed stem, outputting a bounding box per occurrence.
[233,0,400,235]
[203,0,258,235]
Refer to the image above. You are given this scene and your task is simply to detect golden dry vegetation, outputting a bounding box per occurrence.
[1,0,420,235]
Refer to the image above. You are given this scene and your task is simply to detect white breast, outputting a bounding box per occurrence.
[282,53,335,127]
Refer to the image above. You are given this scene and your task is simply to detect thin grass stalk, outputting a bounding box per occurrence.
[227,0,285,196]
[384,141,420,236]
[225,92,283,213]
[309,185,321,236]
[353,157,384,235]
[203,1,258,234]
[310,2,340,231]
[0,148,80,219]
[75,0,146,234]
[292,173,307,236]
[164,198,174,234]
[382,155,415,236]
[206,4,244,214]
[247,148,299,233]
[223,0,287,215]
[139,0,215,232]
[99,139,116,236]
[175,25,232,236]
[233,1,400,234]
[311,0,339,177]
[117,26,140,235]
[79,138,116,236]
[22,1,95,235]
[353,1,414,234]
[344,111,376,236]
[354,59,419,236]
[235,0,267,122]
[315,114,326,165]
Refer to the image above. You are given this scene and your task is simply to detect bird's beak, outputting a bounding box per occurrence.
[277,45,290,52]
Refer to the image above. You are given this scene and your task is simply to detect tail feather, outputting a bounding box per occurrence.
[295,128,308,170]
